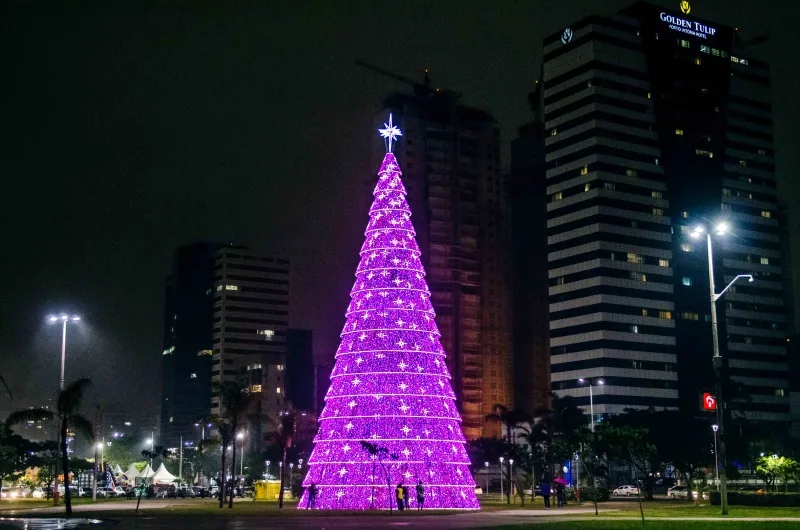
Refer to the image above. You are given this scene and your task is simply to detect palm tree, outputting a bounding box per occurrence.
[214,382,253,509]
[485,404,531,503]
[206,416,233,508]
[5,378,93,516]
[0,373,11,399]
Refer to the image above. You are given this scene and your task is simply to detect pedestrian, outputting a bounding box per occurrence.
[541,481,551,509]
[395,483,404,511]
[307,482,318,509]
[416,480,424,511]
[557,482,565,508]
[402,484,410,510]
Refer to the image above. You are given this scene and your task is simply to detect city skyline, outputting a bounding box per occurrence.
[2,0,798,424]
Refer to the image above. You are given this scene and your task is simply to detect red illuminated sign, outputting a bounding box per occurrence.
[702,393,717,411]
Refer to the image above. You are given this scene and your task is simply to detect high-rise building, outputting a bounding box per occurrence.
[161,242,219,449]
[209,246,291,452]
[539,1,789,426]
[161,243,294,451]
[380,92,513,438]
[511,87,552,416]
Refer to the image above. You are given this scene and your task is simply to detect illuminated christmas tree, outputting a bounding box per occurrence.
[299,116,479,510]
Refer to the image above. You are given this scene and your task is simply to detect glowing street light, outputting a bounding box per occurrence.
[47,313,81,391]
[690,221,754,515]
[484,462,489,495]
[499,457,504,501]
[578,378,604,432]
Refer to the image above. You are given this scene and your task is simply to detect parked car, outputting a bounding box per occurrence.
[31,488,45,499]
[667,486,690,499]
[612,485,640,496]
[98,486,125,498]
[0,487,19,499]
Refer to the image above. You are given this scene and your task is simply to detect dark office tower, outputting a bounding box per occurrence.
[381,92,512,439]
[285,329,314,412]
[543,2,789,426]
[511,84,552,416]
[210,246,291,452]
[161,243,219,449]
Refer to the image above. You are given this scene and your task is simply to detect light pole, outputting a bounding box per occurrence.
[48,313,80,505]
[691,222,754,515]
[509,459,515,503]
[266,460,271,480]
[578,378,604,431]
[499,457,504,501]
[237,432,245,477]
[93,441,104,501]
[289,463,295,491]
[484,462,489,495]
[712,424,719,488]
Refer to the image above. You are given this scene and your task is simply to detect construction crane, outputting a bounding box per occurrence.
[354,58,460,99]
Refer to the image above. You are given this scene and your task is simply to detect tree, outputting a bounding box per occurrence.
[485,404,532,503]
[5,378,93,516]
[0,425,39,499]
[528,394,586,483]
[756,455,799,492]
[214,382,254,509]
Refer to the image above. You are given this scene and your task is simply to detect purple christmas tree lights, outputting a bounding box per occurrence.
[298,117,479,510]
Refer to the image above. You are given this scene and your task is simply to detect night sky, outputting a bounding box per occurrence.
[2,0,798,420]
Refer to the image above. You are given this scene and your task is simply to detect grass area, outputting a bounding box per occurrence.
[0,496,137,512]
[488,523,800,530]
[582,502,800,518]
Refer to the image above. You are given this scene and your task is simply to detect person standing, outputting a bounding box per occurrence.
[395,483,404,511]
[307,482,318,509]
[402,484,410,510]
[556,482,566,508]
[541,481,551,509]
[415,481,424,511]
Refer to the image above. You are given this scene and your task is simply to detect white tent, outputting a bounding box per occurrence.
[139,464,155,478]
[151,463,177,484]
[123,464,141,480]
[113,464,124,476]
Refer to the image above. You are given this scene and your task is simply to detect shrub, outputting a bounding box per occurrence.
[710,491,800,507]
[580,486,610,502]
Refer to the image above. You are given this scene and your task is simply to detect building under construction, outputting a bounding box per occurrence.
[358,61,514,439]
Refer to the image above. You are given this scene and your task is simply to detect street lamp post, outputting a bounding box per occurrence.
[509,459,515,503]
[578,378,604,432]
[48,313,80,506]
[237,432,245,477]
[289,463,295,491]
[484,462,489,495]
[266,460,271,480]
[712,424,719,488]
[691,223,754,516]
[499,457,504,501]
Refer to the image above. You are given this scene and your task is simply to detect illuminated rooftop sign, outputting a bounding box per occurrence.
[660,12,716,39]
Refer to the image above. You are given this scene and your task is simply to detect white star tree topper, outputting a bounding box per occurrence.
[378,113,403,153]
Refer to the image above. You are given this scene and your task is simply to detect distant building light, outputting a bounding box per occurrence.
[225,284,239,291]
[257,329,275,337]
[190,373,197,379]
[198,349,213,356]
[251,385,262,393]
[276,387,282,394]
[124,421,131,426]
[162,346,175,355]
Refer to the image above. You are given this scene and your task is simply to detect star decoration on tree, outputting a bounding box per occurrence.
[378,113,403,153]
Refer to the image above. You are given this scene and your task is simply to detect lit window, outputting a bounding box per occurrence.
[198,349,213,356]
[642,309,648,316]
[630,271,647,282]
[760,257,769,265]
[682,276,693,286]
[681,40,690,48]
[681,312,699,321]
[695,149,713,158]
[712,48,720,57]
[739,160,747,167]
[695,58,702,65]
[604,182,615,190]
[552,192,563,201]
[258,329,275,337]
[761,210,772,218]
[550,128,557,136]
[162,346,175,356]
[682,211,689,219]
[732,56,739,63]
[775,389,785,397]
[556,276,565,285]
[190,373,197,379]
[700,45,710,53]
[225,284,239,291]
[722,188,731,196]
[758,148,766,156]
[584,183,591,192]
[653,208,663,216]
[627,253,643,264]
[740,58,748,65]
[580,166,589,175]
[216,285,223,292]
[169,417,173,423]
[251,385,262,393]
[630,325,639,333]
[675,128,684,135]
[647,92,651,99]
[626,169,638,177]
[276,387,282,394]
[659,259,670,267]
[659,311,672,320]
[651,191,663,199]
[277,364,284,371]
